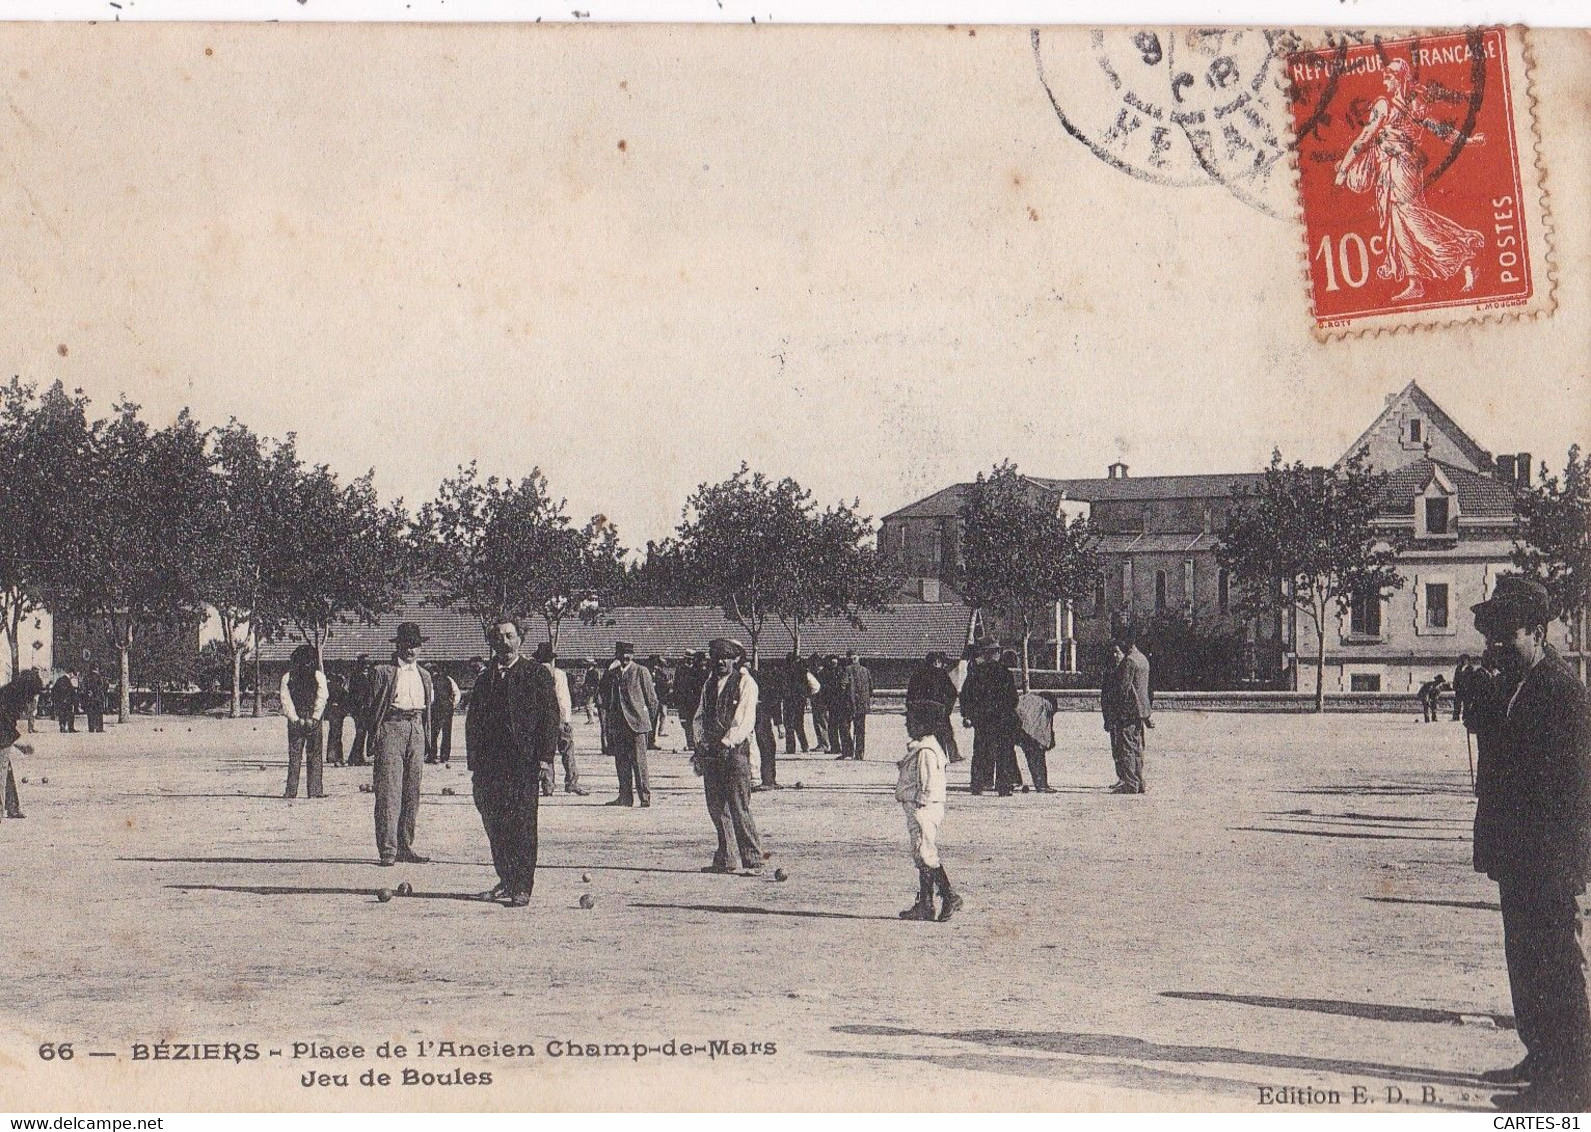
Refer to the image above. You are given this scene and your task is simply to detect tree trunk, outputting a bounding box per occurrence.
[6,601,21,679]
[1019,622,1032,693]
[118,636,131,723]
[1313,604,1327,714]
[230,645,243,718]
[252,646,262,718]
[792,623,802,657]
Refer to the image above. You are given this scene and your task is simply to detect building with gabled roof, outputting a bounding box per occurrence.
[879,382,1546,692]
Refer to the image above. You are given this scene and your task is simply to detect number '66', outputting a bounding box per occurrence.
[38,1042,74,1061]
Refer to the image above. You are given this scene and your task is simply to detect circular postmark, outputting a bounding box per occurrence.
[1033,27,1298,217]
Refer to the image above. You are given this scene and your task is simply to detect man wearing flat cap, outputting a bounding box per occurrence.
[692,637,765,875]
[363,622,435,866]
[600,640,660,807]
[1469,576,1590,1111]
[468,618,561,906]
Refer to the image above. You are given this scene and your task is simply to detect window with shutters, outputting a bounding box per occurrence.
[1350,591,1382,639]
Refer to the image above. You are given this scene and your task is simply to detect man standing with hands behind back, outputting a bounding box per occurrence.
[1469,577,1590,1112]
[601,641,660,808]
[364,623,434,867]
[467,618,560,907]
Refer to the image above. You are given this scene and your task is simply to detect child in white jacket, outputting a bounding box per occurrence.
[896,706,962,921]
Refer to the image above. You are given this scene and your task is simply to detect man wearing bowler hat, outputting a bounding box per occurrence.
[468,617,560,906]
[600,640,659,807]
[692,637,765,875]
[1469,576,1590,1111]
[364,622,434,867]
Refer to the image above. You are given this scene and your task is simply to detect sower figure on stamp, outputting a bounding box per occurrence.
[692,637,765,876]
[467,618,560,908]
[364,623,433,867]
[0,670,43,821]
[600,641,659,808]
[1469,578,1591,1112]
[278,643,328,800]
[1102,629,1152,795]
[533,642,587,797]
[896,702,962,922]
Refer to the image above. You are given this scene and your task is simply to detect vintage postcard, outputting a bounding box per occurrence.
[0,21,1588,1116]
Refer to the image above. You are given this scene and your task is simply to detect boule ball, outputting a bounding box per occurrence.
[794,781,804,789]
[441,787,455,796]
[39,776,48,785]
[396,882,414,897]
[377,889,393,903]
[578,894,595,910]
[19,777,28,784]
[580,872,591,883]
[773,868,789,882]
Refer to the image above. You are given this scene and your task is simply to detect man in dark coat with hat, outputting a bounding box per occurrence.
[1469,576,1590,1111]
[278,643,328,800]
[673,651,708,752]
[51,671,77,733]
[346,654,374,766]
[599,640,660,807]
[906,651,961,763]
[0,669,43,821]
[692,637,765,874]
[363,622,434,866]
[467,617,560,906]
[961,642,1019,795]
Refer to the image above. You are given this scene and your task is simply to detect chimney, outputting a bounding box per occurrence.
[1496,454,1517,486]
[919,578,941,603]
[1108,461,1129,480]
[1516,453,1532,488]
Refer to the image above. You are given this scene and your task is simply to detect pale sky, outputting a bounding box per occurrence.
[3,23,1586,548]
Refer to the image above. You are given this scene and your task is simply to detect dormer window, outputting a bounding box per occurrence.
[1424,497,1450,535]
[1407,418,1423,445]
[1415,467,1460,538]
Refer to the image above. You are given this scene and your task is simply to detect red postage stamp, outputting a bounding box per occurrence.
[1287,28,1552,334]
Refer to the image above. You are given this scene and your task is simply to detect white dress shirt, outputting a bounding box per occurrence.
[278,669,329,723]
[392,659,427,710]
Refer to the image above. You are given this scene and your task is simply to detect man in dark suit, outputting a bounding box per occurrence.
[426,666,458,765]
[807,653,831,752]
[782,651,812,754]
[826,654,856,760]
[1102,629,1152,794]
[467,617,560,907]
[363,624,434,867]
[844,651,873,760]
[961,642,1019,796]
[906,651,961,763]
[1469,577,1590,1111]
[81,666,109,733]
[600,640,660,807]
[51,671,77,733]
[673,651,707,752]
[346,654,374,766]
[752,659,783,789]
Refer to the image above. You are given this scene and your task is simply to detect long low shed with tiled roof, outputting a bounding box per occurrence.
[257,596,980,688]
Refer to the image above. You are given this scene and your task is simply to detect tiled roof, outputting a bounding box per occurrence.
[258,596,977,663]
[1380,459,1517,519]
[882,473,1264,521]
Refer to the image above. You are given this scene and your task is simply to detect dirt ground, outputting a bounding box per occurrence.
[0,706,1570,1112]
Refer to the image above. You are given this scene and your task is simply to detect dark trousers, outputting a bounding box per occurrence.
[348,716,370,766]
[3,758,20,817]
[373,716,425,859]
[832,713,856,758]
[853,712,868,759]
[812,706,830,751]
[474,772,541,896]
[702,745,762,870]
[56,706,75,732]
[680,715,697,751]
[86,706,104,733]
[783,700,809,752]
[429,709,454,764]
[936,719,962,762]
[1499,876,1591,1085]
[971,720,1019,793]
[325,712,346,764]
[1017,736,1050,790]
[539,727,582,795]
[1111,722,1146,793]
[285,720,324,798]
[612,727,650,805]
[755,713,778,785]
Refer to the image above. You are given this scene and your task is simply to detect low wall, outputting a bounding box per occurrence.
[870,689,1450,715]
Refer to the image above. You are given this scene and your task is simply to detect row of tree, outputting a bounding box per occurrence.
[0,381,903,721]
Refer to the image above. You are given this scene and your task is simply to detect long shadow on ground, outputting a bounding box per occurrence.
[167,882,489,903]
[1161,991,1513,1029]
[1366,895,1502,913]
[630,900,898,922]
[830,1024,1492,1090]
[1229,826,1467,843]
